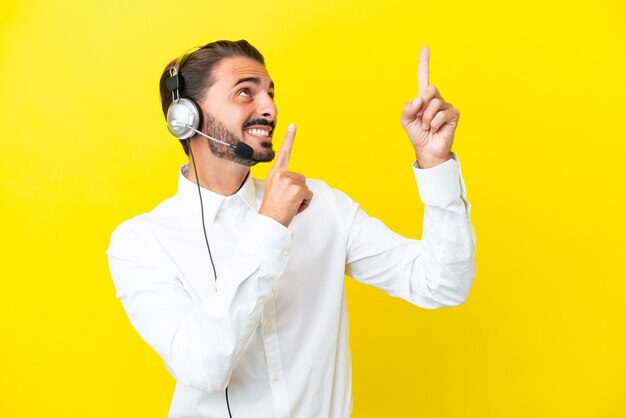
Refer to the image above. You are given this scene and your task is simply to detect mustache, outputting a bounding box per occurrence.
[243,118,275,130]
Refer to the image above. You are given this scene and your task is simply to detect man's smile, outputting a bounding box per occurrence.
[244,125,273,139]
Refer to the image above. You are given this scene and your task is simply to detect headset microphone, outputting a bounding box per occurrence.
[170,121,254,160]
[231,140,255,160]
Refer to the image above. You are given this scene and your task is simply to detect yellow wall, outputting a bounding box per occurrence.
[1,0,625,416]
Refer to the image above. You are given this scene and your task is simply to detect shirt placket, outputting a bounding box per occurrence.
[220,196,291,416]
[262,287,291,418]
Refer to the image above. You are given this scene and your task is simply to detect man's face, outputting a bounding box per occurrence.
[199,56,277,166]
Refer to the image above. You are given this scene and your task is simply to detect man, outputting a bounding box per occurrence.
[107,39,476,418]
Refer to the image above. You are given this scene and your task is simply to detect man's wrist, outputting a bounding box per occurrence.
[415,153,453,169]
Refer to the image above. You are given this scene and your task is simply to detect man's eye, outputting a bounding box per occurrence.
[237,88,251,97]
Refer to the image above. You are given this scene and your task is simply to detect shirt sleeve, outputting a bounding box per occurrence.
[106,213,292,393]
[343,153,476,308]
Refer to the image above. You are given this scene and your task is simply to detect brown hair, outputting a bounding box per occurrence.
[159,40,265,155]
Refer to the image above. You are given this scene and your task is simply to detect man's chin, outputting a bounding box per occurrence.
[250,142,275,163]
[252,147,275,163]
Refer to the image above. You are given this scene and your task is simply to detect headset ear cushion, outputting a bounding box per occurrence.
[167,98,201,139]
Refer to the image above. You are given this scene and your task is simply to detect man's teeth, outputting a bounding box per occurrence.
[246,128,270,137]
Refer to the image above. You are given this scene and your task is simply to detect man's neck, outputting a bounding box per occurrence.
[186,138,250,196]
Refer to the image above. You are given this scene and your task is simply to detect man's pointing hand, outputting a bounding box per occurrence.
[259,124,313,227]
[400,46,459,168]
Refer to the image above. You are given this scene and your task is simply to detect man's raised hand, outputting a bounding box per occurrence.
[400,46,459,169]
[258,124,313,227]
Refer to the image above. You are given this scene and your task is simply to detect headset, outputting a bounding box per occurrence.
[165,48,203,140]
[165,48,253,159]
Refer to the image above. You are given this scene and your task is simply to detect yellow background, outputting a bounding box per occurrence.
[1,0,625,416]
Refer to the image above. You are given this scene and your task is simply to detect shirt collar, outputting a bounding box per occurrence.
[177,164,257,224]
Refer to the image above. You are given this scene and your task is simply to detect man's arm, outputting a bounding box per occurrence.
[345,46,475,307]
[107,213,291,393]
[343,154,475,308]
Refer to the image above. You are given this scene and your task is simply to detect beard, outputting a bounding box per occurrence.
[203,113,275,167]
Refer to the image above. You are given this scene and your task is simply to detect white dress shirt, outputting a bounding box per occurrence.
[107,154,476,418]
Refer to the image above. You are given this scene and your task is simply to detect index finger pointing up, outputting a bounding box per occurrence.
[273,123,296,171]
[418,46,430,93]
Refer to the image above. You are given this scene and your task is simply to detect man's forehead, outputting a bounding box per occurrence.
[214,57,273,86]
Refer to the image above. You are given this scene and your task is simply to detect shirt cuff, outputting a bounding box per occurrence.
[237,213,293,280]
[412,153,463,207]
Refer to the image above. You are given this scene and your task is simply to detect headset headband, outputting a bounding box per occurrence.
[166,46,203,104]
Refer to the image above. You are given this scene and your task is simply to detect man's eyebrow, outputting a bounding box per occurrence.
[233,77,275,90]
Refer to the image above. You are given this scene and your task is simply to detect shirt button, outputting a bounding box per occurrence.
[264,319,273,329]
[281,249,290,257]
[273,373,280,382]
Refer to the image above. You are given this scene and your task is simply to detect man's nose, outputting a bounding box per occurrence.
[258,93,277,120]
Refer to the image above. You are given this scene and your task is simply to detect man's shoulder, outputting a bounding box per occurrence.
[107,193,183,253]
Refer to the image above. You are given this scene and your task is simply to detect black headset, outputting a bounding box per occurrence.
[164,47,254,160]
[165,48,204,140]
